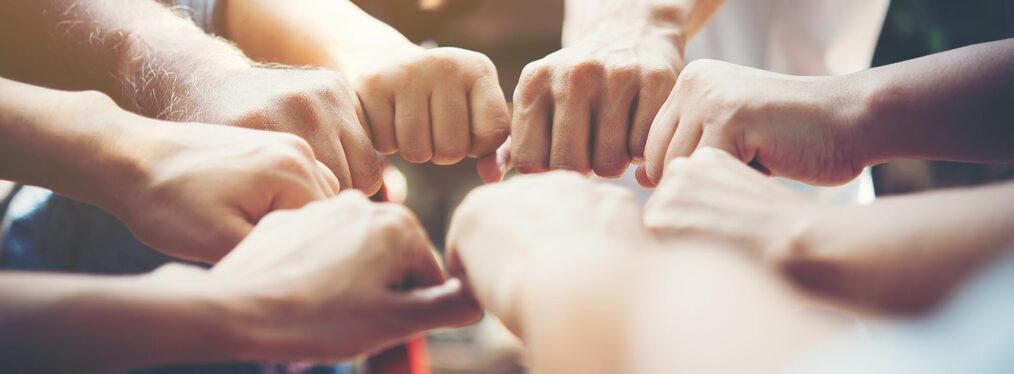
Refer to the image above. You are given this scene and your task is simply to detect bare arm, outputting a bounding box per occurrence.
[447,172,844,373]
[223,0,510,176]
[644,148,1014,314]
[786,180,1014,313]
[0,194,479,372]
[562,0,725,47]
[641,39,1014,187]
[858,39,1014,165]
[0,269,242,373]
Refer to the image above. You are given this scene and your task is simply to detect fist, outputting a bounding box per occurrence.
[640,60,866,187]
[117,117,340,263]
[211,192,481,361]
[509,35,682,177]
[155,66,383,194]
[350,47,510,175]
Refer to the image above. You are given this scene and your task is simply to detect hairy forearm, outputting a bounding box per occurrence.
[562,0,725,47]
[856,39,1014,165]
[224,0,415,77]
[0,0,250,118]
[0,266,244,372]
[787,181,1014,313]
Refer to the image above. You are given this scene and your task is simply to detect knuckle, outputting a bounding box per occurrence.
[515,62,552,105]
[557,61,605,92]
[641,67,677,89]
[606,65,640,86]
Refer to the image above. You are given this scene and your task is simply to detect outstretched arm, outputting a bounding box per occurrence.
[641,38,1014,186]
[224,0,510,177]
[0,194,479,372]
[644,148,1014,314]
[446,172,845,373]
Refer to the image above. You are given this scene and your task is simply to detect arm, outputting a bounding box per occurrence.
[644,148,1014,314]
[0,77,338,263]
[446,172,845,373]
[0,0,382,192]
[224,0,510,179]
[0,193,479,372]
[641,39,1014,186]
[505,0,724,179]
[786,180,1014,313]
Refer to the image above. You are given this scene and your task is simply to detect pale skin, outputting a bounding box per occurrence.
[223,0,511,181]
[0,0,383,193]
[639,38,1014,187]
[445,172,846,373]
[0,193,481,373]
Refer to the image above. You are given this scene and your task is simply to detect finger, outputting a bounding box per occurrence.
[338,111,384,194]
[467,74,510,158]
[549,97,593,173]
[634,165,656,188]
[592,76,638,177]
[629,72,677,162]
[431,82,470,165]
[270,175,325,211]
[511,65,552,174]
[201,213,256,264]
[476,137,511,183]
[395,86,434,163]
[314,160,341,196]
[659,119,703,179]
[300,125,355,192]
[359,92,398,155]
[642,93,683,185]
[391,278,483,331]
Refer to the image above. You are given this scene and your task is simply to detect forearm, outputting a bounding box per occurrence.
[0,78,148,210]
[562,0,725,48]
[787,181,1014,313]
[0,265,245,372]
[855,39,1014,165]
[0,0,247,102]
[224,0,416,77]
[519,241,842,373]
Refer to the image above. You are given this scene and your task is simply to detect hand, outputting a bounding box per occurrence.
[508,25,683,177]
[644,147,823,261]
[201,192,480,361]
[103,108,341,264]
[446,171,655,334]
[345,45,510,180]
[133,64,384,194]
[639,60,868,187]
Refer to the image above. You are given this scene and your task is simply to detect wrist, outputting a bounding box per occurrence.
[134,264,258,365]
[325,38,422,80]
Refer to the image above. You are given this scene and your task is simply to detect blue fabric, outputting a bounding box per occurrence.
[0,186,350,374]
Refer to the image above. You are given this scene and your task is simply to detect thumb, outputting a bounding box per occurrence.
[476,137,512,183]
[392,278,483,332]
